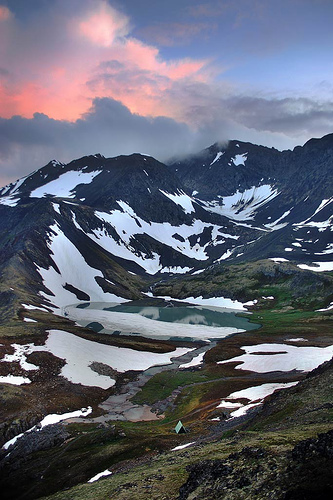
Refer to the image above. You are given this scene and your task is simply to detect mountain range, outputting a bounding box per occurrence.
[0,133,332,316]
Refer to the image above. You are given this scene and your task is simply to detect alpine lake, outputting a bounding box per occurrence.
[63,301,259,343]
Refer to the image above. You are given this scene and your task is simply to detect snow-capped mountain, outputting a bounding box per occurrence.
[0,134,332,313]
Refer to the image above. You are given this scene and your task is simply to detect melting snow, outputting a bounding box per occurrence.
[160,266,192,274]
[217,381,299,419]
[171,442,195,451]
[52,203,61,214]
[287,338,308,342]
[179,352,205,368]
[210,152,224,165]
[3,407,92,450]
[88,470,112,483]
[3,330,192,389]
[89,201,236,273]
[265,209,292,229]
[231,153,247,166]
[30,170,101,198]
[218,343,333,372]
[200,185,278,221]
[298,262,333,272]
[0,196,19,207]
[316,301,333,312]
[159,190,195,214]
[22,303,49,312]
[0,375,31,385]
[37,223,126,307]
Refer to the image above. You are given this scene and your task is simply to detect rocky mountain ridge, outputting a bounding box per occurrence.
[0,134,332,315]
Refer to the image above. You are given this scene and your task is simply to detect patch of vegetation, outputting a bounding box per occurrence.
[131,370,214,406]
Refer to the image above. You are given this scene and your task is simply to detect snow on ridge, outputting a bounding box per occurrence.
[200,185,278,221]
[2,407,92,450]
[0,196,20,207]
[159,189,195,214]
[210,151,224,165]
[265,209,292,229]
[91,201,238,273]
[296,197,333,226]
[217,381,298,419]
[37,223,127,307]
[232,153,248,166]
[30,170,101,198]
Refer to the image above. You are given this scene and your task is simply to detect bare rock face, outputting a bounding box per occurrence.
[0,423,70,470]
[178,432,333,500]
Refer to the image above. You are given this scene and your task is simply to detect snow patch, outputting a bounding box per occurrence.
[298,262,333,272]
[0,375,31,386]
[179,352,205,368]
[172,442,195,451]
[217,381,298,419]
[218,343,333,373]
[30,170,101,198]
[232,153,247,166]
[36,223,126,307]
[159,190,195,214]
[3,407,92,450]
[210,151,224,165]
[200,185,278,221]
[88,470,112,483]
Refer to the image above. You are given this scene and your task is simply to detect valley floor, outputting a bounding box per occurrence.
[0,301,332,499]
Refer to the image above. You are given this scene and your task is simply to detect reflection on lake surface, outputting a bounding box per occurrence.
[64,302,259,342]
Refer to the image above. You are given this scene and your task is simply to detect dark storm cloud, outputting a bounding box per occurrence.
[2,93,333,187]
[0,98,202,185]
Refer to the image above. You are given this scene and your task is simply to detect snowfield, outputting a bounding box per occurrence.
[217,381,298,419]
[37,223,127,307]
[218,343,333,372]
[77,200,240,273]
[1,330,192,389]
[30,170,101,198]
[197,185,278,221]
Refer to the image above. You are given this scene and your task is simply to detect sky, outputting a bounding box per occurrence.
[0,0,333,186]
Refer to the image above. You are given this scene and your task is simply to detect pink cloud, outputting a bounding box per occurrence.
[0,5,11,21]
[78,2,129,47]
[0,0,213,123]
